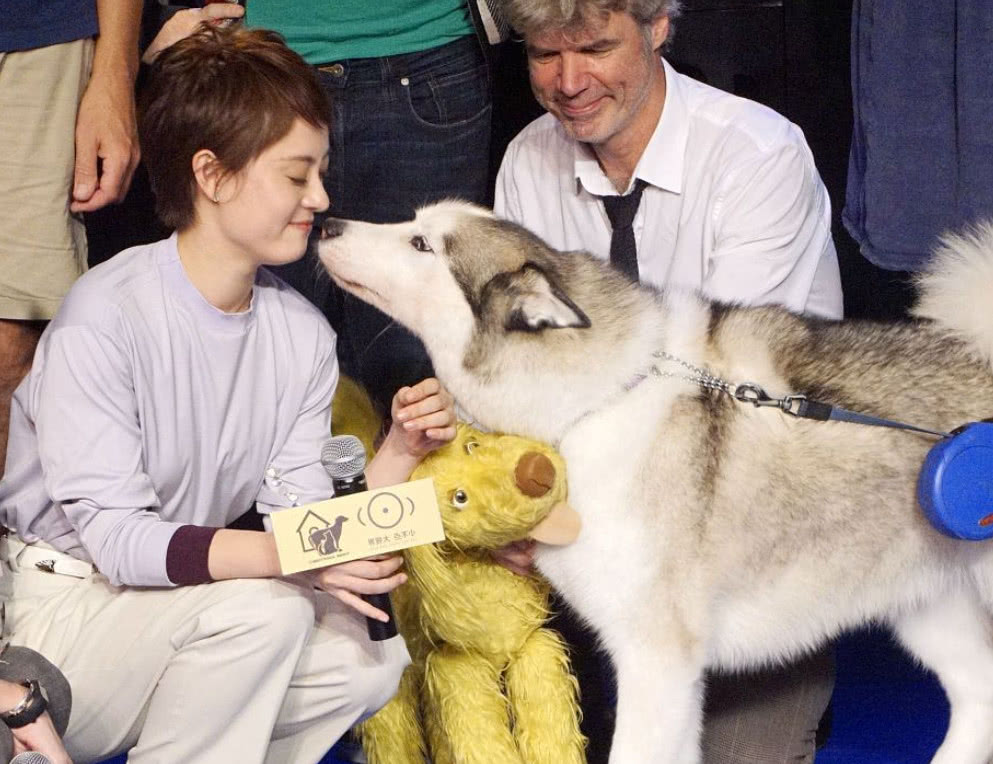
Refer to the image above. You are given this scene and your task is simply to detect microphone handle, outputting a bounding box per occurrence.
[332,474,399,641]
[363,593,398,641]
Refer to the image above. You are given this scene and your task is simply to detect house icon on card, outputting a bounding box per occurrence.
[298,510,349,556]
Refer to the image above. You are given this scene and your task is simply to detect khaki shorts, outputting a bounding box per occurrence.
[0,38,93,320]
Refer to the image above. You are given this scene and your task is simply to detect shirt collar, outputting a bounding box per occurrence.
[573,57,688,198]
[161,232,257,334]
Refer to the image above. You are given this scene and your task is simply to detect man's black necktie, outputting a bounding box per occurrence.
[601,179,646,281]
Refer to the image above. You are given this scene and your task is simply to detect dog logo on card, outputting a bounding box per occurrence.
[298,511,349,555]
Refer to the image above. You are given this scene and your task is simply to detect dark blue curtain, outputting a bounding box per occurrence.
[844,0,993,271]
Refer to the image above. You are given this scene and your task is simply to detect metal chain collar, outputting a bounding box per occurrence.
[649,350,805,412]
[647,350,951,437]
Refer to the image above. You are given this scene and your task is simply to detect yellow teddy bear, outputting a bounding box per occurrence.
[333,378,585,764]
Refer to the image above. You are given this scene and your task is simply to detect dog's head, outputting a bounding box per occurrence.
[317,200,655,439]
[318,201,590,346]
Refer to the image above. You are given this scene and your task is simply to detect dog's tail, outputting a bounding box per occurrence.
[912,220,993,366]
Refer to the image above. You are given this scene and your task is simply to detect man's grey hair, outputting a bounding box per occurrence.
[502,0,682,38]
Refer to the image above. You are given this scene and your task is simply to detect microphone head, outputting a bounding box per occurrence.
[11,753,54,764]
[321,435,367,480]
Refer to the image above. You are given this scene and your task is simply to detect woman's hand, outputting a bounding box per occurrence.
[305,554,407,621]
[386,378,457,458]
[142,3,246,64]
[491,539,537,577]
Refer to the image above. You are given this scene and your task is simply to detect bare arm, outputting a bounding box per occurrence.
[0,680,72,764]
[70,0,143,213]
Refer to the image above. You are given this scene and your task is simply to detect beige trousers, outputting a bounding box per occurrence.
[0,39,92,320]
[4,551,409,764]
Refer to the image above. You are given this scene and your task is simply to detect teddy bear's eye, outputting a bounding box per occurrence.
[451,489,469,509]
[463,440,480,455]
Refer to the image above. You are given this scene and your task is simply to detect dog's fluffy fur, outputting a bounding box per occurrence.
[319,202,993,764]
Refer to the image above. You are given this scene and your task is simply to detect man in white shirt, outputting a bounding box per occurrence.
[493,0,841,761]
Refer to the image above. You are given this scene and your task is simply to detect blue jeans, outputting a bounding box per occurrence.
[272,34,492,413]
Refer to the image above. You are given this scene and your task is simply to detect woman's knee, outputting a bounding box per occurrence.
[197,578,317,650]
[354,639,410,718]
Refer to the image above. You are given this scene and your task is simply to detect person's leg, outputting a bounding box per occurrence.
[701,647,835,764]
[331,36,493,411]
[264,583,410,764]
[6,563,389,764]
[9,569,310,763]
[0,39,93,471]
[0,320,43,472]
[271,36,493,412]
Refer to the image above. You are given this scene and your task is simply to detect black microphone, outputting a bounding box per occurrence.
[320,435,398,641]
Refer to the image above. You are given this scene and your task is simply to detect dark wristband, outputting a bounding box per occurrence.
[1,679,47,728]
[165,525,220,586]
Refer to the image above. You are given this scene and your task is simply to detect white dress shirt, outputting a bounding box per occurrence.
[494,58,843,319]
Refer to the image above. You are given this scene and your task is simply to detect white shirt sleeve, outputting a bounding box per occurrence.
[34,325,180,587]
[702,138,844,319]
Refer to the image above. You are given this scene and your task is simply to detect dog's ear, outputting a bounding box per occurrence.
[503,264,591,332]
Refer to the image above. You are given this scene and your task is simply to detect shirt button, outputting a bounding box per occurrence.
[287,493,298,503]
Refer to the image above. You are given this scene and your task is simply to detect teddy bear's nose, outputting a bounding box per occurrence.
[515,452,556,497]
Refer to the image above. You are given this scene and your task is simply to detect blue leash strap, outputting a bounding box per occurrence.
[732,382,952,439]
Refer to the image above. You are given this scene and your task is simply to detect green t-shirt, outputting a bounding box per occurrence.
[246,0,475,64]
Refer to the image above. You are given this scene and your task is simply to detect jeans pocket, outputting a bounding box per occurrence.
[403,63,491,129]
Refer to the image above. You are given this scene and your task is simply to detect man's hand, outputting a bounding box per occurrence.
[70,65,140,213]
[142,4,246,65]
[491,539,537,576]
[305,554,407,621]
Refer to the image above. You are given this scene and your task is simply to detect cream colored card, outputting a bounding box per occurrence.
[270,478,444,575]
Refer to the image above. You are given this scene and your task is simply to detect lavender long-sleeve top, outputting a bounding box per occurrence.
[0,234,339,587]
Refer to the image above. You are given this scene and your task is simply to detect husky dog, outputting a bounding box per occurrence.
[318,200,993,764]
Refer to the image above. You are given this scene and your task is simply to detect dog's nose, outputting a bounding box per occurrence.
[320,218,345,239]
[515,452,556,497]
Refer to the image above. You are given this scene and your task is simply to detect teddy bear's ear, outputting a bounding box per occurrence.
[500,265,591,333]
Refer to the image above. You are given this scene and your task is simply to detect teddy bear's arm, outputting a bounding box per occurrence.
[506,627,587,763]
[423,645,527,764]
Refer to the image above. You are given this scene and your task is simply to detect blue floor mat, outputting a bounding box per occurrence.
[98,749,351,764]
[816,627,948,763]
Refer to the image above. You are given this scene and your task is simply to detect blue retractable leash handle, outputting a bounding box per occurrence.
[732,383,993,541]
[918,422,993,540]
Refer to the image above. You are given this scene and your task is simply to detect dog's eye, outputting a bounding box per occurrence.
[450,489,469,509]
[410,235,433,253]
[463,440,480,455]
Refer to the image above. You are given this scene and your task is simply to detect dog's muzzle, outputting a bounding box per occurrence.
[320,218,345,240]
